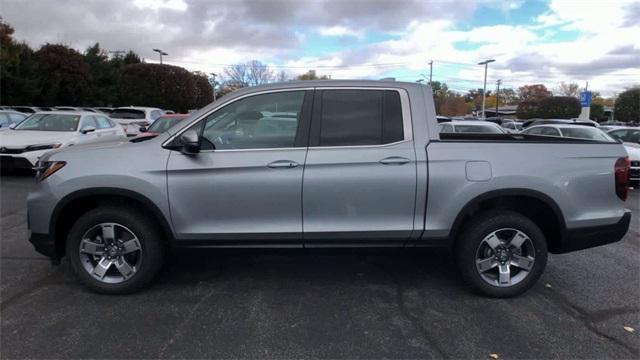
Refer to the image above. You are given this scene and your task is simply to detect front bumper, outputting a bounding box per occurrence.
[553,210,632,254]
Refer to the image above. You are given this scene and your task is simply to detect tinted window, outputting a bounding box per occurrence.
[524,127,544,135]
[318,90,404,146]
[560,127,615,141]
[199,91,305,150]
[109,109,145,119]
[95,116,113,129]
[610,129,640,143]
[148,116,183,132]
[540,127,560,136]
[82,116,98,129]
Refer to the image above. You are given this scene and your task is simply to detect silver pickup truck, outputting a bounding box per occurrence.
[27,80,632,297]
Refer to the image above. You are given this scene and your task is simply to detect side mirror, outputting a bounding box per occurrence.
[9,123,17,129]
[139,126,147,133]
[179,130,200,154]
[81,126,96,134]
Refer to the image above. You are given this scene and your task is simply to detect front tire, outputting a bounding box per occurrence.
[456,211,548,298]
[66,206,165,294]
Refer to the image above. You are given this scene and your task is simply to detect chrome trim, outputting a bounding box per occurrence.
[163,86,413,150]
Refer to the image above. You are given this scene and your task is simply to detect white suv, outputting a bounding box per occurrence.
[109,107,165,136]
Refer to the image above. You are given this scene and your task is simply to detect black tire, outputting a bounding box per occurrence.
[66,206,165,294]
[456,210,548,298]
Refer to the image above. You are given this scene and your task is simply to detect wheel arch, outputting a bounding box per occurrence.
[449,188,567,254]
[50,188,174,259]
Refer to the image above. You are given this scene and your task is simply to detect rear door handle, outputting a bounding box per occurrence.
[267,160,299,169]
[379,156,410,165]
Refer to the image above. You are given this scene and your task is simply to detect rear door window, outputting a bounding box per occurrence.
[95,116,114,129]
[314,89,404,146]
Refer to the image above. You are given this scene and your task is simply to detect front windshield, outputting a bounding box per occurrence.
[147,117,183,133]
[455,124,504,134]
[560,127,616,142]
[15,113,80,131]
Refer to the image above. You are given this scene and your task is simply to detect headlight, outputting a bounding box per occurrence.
[25,143,62,152]
[34,161,66,182]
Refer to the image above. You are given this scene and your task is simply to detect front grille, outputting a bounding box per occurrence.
[631,161,640,167]
[0,147,25,154]
[0,156,33,169]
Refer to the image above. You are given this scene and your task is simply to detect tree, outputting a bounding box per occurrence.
[537,96,581,119]
[119,63,207,112]
[35,44,92,106]
[0,19,40,105]
[222,60,275,88]
[439,96,471,116]
[590,103,604,121]
[192,71,214,109]
[297,70,329,80]
[516,101,541,119]
[614,87,640,122]
[518,84,552,102]
[555,82,580,98]
[84,43,122,106]
[123,50,142,65]
[431,81,453,113]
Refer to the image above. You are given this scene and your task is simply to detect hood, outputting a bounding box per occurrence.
[0,130,76,148]
[623,144,640,161]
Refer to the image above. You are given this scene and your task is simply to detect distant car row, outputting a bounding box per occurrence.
[438,119,639,187]
[0,110,190,169]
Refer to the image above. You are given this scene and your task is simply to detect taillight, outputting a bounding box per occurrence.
[614,156,630,201]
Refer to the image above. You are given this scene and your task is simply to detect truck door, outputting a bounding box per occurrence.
[302,88,417,244]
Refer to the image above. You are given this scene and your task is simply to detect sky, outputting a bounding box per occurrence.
[2,0,639,96]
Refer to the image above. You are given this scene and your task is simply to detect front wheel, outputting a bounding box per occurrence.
[456,211,548,298]
[66,206,165,294]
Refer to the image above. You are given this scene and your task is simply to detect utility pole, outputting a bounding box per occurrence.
[152,48,168,64]
[428,60,433,85]
[477,59,495,120]
[210,73,217,101]
[495,79,501,118]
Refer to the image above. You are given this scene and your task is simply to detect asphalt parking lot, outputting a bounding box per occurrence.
[1,173,638,359]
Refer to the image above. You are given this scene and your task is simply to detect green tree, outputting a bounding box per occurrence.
[192,71,214,109]
[84,43,121,106]
[590,103,604,120]
[537,96,581,119]
[119,63,205,112]
[516,100,541,119]
[0,19,40,105]
[123,50,142,65]
[614,87,640,122]
[35,44,92,106]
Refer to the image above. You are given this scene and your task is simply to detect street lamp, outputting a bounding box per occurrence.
[210,73,217,101]
[152,48,168,64]
[477,59,495,119]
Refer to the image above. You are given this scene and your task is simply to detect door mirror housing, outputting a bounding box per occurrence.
[9,123,17,129]
[80,126,96,134]
[139,126,147,133]
[179,130,200,154]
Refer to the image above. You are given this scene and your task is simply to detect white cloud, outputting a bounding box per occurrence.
[133,0,188,11]
[318,26,364,39]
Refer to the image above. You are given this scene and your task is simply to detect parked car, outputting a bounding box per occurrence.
[94,107,114,114]
[11,106,50,113]
[0,110,27,129]
[0,111,126,169]
[55,106,81,111]
[109,106,165,136]
[521,124,614,141]
[607,128,640,188]
[439,120,506,134]
[522,119,598,128]
[134,114,190,141]
[435,115,450,123]
[26,80,631,297]
[500,120,523,133]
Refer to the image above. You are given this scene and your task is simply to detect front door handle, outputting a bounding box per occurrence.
[379,156,410,165]
[267,160,299,169]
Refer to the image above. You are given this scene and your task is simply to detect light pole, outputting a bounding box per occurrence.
[152,48,168,64]
[210,73,217,101]
[477,59,495,119]
[428,60,433,85]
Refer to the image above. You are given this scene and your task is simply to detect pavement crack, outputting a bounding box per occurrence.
[373,260,450,359]
[540,286,639,356]
[158,282,217,358]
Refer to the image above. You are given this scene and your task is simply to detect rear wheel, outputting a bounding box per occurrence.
[66,206,165,294]
[456,211,548,298]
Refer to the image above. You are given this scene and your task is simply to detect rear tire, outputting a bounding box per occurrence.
[456,210,547,298]
[66,206,165,294]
